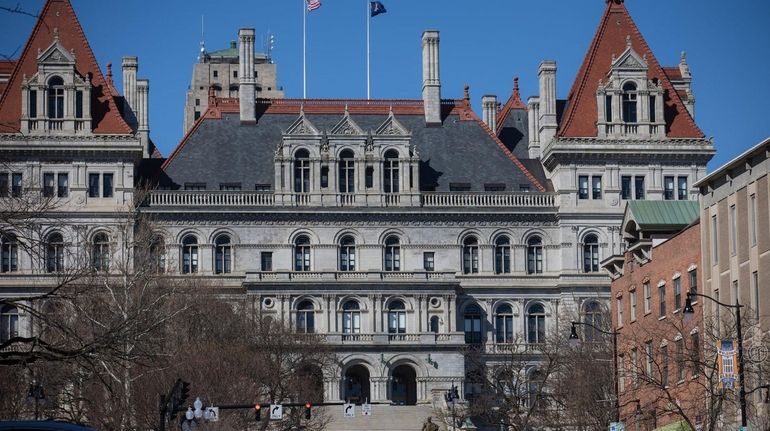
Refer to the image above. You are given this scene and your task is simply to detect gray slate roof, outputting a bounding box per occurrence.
[161,105,547,192]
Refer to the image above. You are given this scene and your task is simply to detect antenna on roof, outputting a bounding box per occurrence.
[198,15,206,62]
[267,30,275,64]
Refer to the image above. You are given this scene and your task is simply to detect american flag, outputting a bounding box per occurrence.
[306,0,321,12]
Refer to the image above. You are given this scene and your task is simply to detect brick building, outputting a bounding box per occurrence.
[605,201,703,430]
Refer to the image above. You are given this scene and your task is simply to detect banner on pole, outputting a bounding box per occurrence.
[717,339,738,390]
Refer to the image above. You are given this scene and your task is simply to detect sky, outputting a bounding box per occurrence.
[2,0,769,170]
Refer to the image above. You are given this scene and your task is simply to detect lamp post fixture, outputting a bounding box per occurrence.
[25,382,45,421]
[568,321,620,425]
[683,291,747,430]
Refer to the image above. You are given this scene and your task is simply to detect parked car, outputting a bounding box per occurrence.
[0,421,95,431]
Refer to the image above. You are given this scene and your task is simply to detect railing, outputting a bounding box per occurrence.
[48,120,63,131]
[245,271,456,283]
[328,332,464,345]
[74,120,86,132]
[388,334,420,342]
[623,124,638,135]
[146,191,556,208]
[341,334,373,342]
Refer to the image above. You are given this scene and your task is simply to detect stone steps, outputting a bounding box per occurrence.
[323,403,447,431]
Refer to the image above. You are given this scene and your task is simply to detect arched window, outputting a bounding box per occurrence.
[387,300,406,334]
[294,235,311,271]
[0,305,19,342]
[463,237,479,274]
[526,303,546,344]
[297,300,315,333]
[342,300,361,334]
[214,234,232,274]
[46,233,64,273]
[495,304,514,343]
[429,316,440,334]
[583,234,599,273]
[181,234,198,274]
[526,236,543,274]
[0,233,19,273]
[494,236,511,274]
[339,236,356,271]
[294,149,311,193]
[384,236,400,272]
[150,236,165,273]
[464,304,482,344]
[47,76,64,119]
[338,150,355,193]
[383,150,399,193]
[584,301,603,342]
[92,233,109,272]
[622,82,638,123]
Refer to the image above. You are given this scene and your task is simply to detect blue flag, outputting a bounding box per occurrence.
[370,1,386,17]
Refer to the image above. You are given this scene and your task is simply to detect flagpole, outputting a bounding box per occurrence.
[303,0,307,98]
[366,0,370,100]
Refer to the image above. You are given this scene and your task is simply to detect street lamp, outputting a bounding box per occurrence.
[25,382,46,420]
[683,291,748,430]
[568,321,620,425]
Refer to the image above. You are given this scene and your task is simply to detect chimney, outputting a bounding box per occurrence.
[238,28,256,123]
[421,30,441,126]
[537,60,557,146]
[481,95,497,133]
[527,96,541,158]
[137,79,150,158]
[121,56,138,129]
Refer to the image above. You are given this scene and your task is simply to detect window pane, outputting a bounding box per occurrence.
[43,173,54,197]
[88,173,99,198]
[103,173,113,198]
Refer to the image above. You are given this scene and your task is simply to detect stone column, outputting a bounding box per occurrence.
[421,30,441,125]
[238,28,256,123]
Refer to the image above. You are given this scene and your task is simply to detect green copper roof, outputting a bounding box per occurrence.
[627,200,699,229]
[653,420,693,431]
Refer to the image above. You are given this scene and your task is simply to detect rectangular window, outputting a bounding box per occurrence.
[11,173,22,197]
[621,176,632,200]
[57,173,69,198]
[102,173,113,198]
[730,204,737,255]
[450,183,471,192]
[423,252,435,272]
[184,183,206,191]
[213,70,218,78]
[750,194,757,246]
[88,173,100,197]
[676,339,685,382]
[43,173,55,197]
[618,354,625,393]
[592,175,602,199]
[219,183,242,191]
[194,111,200,120]
[255,184,271,192]
[630,290,637,321]
[634,176,645,200]
[484,183,506,192]
[664,176,675,200]
[233,70,238,78]
[678,176,688,200]
[365,166,374,189]
[320,165,329,188]
[519,184,531,192]
[689,269,697,295]
[659,283,666,316]
[649,95,656,123]
[578,175,589,199]
[711,215,718,264]
[75,91,83,118]
[691,332,701,376]
[605,95,613,122]
[261,252,273,272]
[645,341,653,376]
[617,297,623,327]
[0,173,7,197]
[661,345,669,387]
[28,90,37,117]
[753,271,759,320]
[644,282,651,313]
[674,277,682,310]
[195,98,200,106]
[631,348,639,387]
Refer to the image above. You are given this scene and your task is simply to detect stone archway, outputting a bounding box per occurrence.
[390,364,417,405]
[342,364,371,404]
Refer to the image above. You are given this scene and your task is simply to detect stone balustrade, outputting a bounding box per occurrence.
[244,271,456,283]
[325,332,465,345]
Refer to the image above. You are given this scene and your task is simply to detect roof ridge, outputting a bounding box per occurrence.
[467,108,546,192]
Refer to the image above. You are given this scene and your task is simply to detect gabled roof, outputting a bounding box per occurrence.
[496,77,526,129]
[0,0,131,134]
[625,201,699,231]
[557,0,703,139]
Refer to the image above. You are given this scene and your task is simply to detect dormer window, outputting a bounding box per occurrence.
[384,150,399,193]
[294,149,310,193]
[47,76,64,119]
[621,82,637,123]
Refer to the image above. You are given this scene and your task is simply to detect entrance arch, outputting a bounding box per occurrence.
[390,364,417,405]
[342,364,370,404]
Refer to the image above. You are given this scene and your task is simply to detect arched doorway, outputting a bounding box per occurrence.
[343,364,370,404]
[390,364,417,405]
[296,364,324,403]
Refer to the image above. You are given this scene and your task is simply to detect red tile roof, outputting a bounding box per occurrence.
[0,0,131,134]
[496,76,527,131]
[0,60,15,96]
[662,67,683,80]
[557,0,703,139]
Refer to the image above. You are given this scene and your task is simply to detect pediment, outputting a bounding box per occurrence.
[374,112,410,136]
[284,112,320,136]
[38,41,76,65]
[330,111,364,136]
[611,47,647,71]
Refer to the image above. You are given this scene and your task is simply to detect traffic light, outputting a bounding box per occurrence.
[177,381,191,413]
[304,402,311,420]
[254,404,262,421]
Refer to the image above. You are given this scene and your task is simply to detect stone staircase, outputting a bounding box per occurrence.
[323,403,448,431]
